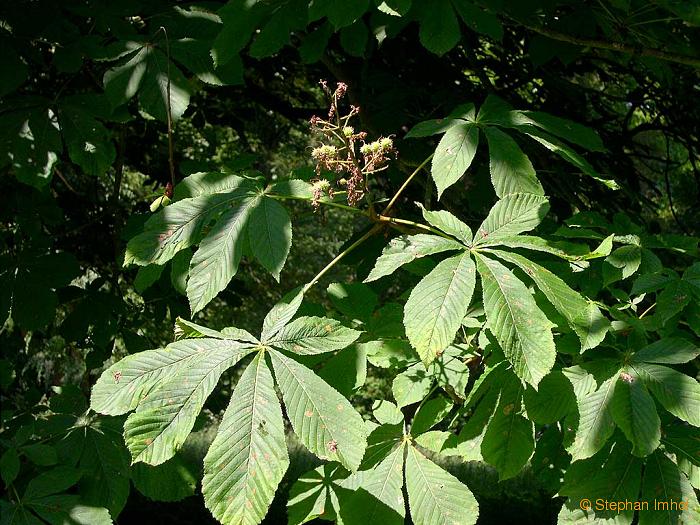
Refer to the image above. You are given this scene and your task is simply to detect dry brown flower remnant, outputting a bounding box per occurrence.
[308,80,396,210]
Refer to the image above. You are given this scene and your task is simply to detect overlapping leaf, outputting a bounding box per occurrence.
[405,445,479,525]
[365,234,464,282]
[269,350,367,471]
[123,340,254,465]
[486,249,609,351]
[202,353,289,525]
[404,252,476,364]
[475,253,556,387]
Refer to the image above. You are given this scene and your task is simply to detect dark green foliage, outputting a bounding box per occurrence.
[2,1,700,524]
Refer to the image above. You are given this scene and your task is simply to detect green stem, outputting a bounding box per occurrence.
[639,302,656,319]
[267,193,370,215]
[376,214,455,240]
[383,154,433,215]
[304,225,382,292]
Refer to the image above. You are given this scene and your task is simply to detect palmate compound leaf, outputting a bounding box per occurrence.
[472,193,550,245]
[474,253,556,387]
[364,234,464,283]
[126,171,295,313]
[123,340,255,465]
[202,352,289,525]
[609,369,661,457]
[187,195,293,314]
[269,349,367,471]
[266,316,361,355]
[405,444,479,525]
[485,249,609,351]
[403,252,476,365]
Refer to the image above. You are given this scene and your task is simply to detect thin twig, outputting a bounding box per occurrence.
[157,26,176,188]
[663,135,688,234]
[383,154,433,215]
[509,18,700,68]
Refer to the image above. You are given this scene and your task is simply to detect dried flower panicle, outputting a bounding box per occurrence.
[308,80,396,210]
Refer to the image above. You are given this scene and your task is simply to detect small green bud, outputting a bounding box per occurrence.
[343,126,354,137]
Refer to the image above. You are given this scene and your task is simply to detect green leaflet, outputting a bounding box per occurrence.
[308,0,369,28]
[339,443,405,525]
[364,234,464,282]
[202,353,289,525]
[484,126,544,197]
[123,340,254,465]
[173,172,253,200]
[516,126,619,189]
[404,252,476,364]
[610,369,660,457]
[78,423,131,516]
[473,193,550,245]
[405,445,479,525]
[486,249,609,351]
[523,371,577,424]
[247,197,292,281]
[91,339,225,416]
[260,287,305,341]
[174,317,258,343]
[415,0,461,56]
[417,203,473,245]
[431,119,479,198]
[631,337,700,365]
[269,350,367,471]
[392,362,433,408]
[568,375,617,461]
[480,369,534,480]
[474,253,556,387]
[479,235,595,260]
[104,46,191,122]
[131,454,197,503]
[512,110,605,152]
[561,440,642,523]
[187,196,259,314]
[372,400,404,426]
[633,363,700,427]
[638,451,700,525]
[267,316,361,354]
[411,395,453,435]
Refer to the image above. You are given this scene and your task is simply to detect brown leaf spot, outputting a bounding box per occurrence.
[327,440,338,453]
[619,372,634,384]
[502,403,514,416]
[305,410,314,417]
